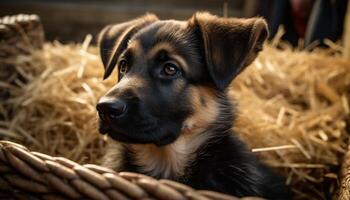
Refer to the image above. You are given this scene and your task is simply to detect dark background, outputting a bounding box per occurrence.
[1,0,347,46]
[0,0,255,42]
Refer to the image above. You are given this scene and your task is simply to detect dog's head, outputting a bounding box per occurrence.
[96,12,268,146]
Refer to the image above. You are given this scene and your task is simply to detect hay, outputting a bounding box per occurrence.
[0,35,349,199]
[0,36,114,164]
[233,41,350,199]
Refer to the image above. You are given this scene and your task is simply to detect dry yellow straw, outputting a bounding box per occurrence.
[0,33,349,199]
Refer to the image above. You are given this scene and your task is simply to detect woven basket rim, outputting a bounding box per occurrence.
[0,140,266,200]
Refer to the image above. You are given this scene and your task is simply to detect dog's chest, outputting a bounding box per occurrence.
[128,133,212,179]
[129,143,188,179]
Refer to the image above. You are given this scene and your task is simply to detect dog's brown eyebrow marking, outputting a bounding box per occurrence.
[147,42,189,72]
[148,42,174,57]
[127,39,143,57]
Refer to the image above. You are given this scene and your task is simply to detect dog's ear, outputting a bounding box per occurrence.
[189,12,268,90]
[98,14,158,79]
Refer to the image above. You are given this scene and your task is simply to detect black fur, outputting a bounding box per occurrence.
[97,12,292,199]
[115,95,291,199]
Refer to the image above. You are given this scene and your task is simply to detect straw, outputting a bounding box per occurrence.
[0,34,349,199]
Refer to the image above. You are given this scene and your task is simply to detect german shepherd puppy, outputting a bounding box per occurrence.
[96,12,291,199]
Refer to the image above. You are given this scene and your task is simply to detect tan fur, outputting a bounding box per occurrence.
[147,42,176,58]
[128,40,143,57]
[181,86,219,135]
[104,129,215,179]
[147,42,189,73]
[103,141,124,170]
[127,131,212,179]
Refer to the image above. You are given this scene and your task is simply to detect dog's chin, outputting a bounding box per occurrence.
[108,131,177,146]
[102,126,180,146]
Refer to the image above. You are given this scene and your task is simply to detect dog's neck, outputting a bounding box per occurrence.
[127,130,214,179]
[127,94,234,179]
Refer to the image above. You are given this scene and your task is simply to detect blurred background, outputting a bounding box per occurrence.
[0,0,242,42]
[0,0,348,47]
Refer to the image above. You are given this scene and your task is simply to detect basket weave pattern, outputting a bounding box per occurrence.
[338,145,350,200]
[0,140,265,200]
[0,14,44,56]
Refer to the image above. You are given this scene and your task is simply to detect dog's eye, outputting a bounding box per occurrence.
[119,59,128,75]
[162,61,180,77]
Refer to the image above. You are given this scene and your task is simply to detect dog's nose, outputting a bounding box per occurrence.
[96,97,127,121]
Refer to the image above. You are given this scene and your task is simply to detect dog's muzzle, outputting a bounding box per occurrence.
[96,95,176,146]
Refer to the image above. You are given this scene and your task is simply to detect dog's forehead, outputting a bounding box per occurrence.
[127,20,206,81]
[130,20,190,52]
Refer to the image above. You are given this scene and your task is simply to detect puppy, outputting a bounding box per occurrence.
[96,12,291,199]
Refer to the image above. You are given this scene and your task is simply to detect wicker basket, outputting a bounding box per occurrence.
[1,140,350,199]
[336,146,350,200]
[0,14,44,101]
[0,14,44,56]
[0,140,266,200]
